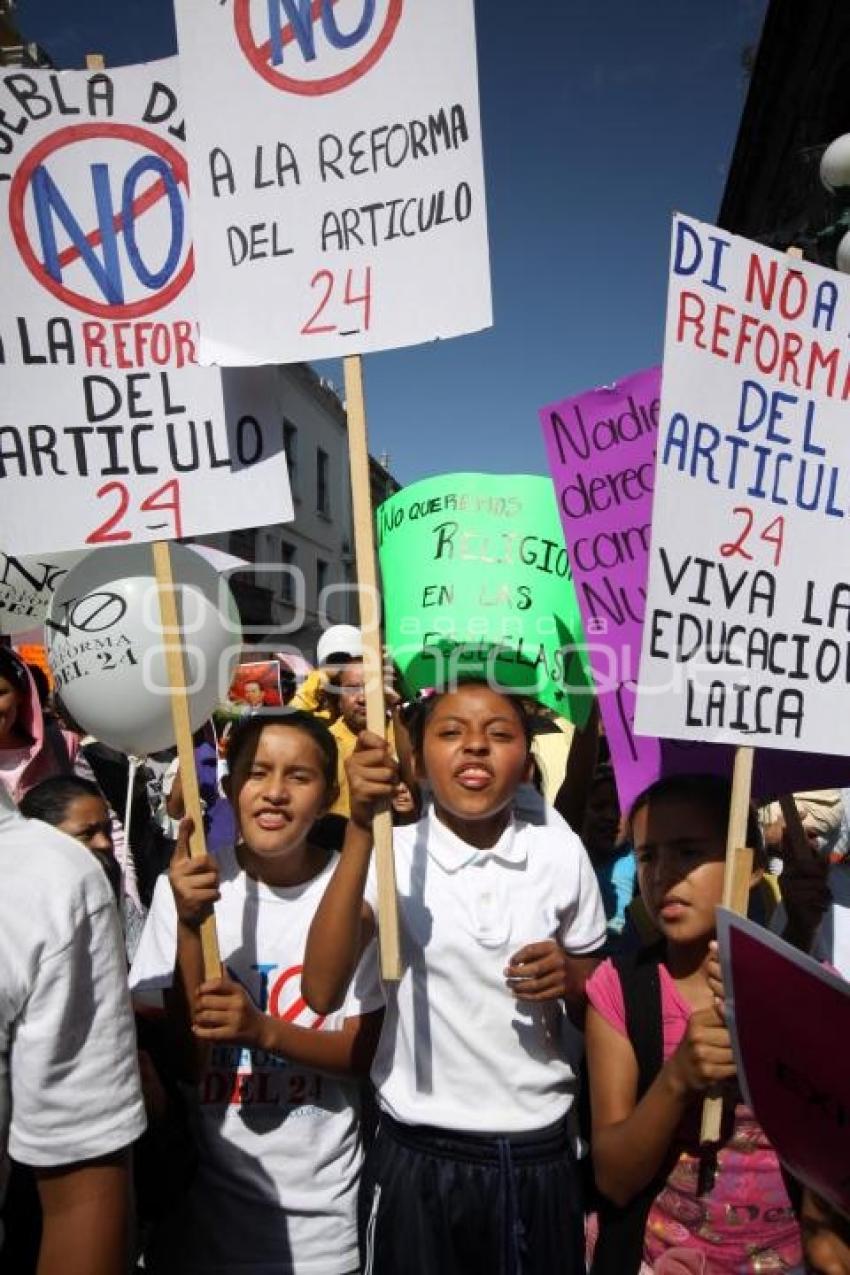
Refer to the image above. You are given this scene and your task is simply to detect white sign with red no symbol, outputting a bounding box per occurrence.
[173,0,492,365]
[0,60,293,556]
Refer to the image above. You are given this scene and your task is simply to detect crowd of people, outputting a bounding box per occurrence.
[1,629,849,1274]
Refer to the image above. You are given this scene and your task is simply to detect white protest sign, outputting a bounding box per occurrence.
[635,214,850,755]
[0,543,246,635]
[0,549,87,633]
[173,0,492,365]
[0,60,293,555]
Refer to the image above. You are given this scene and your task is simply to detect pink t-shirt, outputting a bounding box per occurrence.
[587,958,803,1274]
[0,748,31,801]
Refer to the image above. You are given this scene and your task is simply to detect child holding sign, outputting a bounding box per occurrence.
[585,775,803,1274]
[303,680,606,1274]
[129,712,384,1275]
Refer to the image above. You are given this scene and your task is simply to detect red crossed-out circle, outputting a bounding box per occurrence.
[9,122,194,320]
[234,0,402,96]
[268,965,327,1029]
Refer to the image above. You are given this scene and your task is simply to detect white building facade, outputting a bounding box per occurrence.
[194,363,399,666]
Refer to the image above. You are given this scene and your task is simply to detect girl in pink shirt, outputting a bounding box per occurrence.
[585,774,803,1274]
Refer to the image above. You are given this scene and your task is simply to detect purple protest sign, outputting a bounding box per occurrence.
[540,368,850,811]
[540,368,663,808]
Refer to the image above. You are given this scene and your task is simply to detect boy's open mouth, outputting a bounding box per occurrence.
[255,809,292,829]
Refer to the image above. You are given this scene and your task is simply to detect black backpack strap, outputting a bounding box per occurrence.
[621,941,665,1099]
[591,942,666,1275]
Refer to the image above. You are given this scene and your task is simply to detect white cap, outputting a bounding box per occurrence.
[316,625,363,666]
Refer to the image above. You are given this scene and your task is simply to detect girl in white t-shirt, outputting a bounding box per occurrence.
[129,711,384,1275]
[303,681,606,1275]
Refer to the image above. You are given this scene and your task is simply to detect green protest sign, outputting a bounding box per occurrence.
[377,473,593,723]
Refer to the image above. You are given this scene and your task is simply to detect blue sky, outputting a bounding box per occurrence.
[13,0,767,485]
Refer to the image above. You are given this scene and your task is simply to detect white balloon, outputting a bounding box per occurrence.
[837,230,850,275]
[820,134,850,193]
[0,549,88,635]
[46,544,242,755]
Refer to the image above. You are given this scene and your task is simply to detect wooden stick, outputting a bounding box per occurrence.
[720,746,755,908]
[700,744,754,1143]
[342,355,401,981]
[152,540,222,980]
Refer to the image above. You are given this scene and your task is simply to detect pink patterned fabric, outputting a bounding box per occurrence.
[652,1249,706,1275]
[587,960,803,1273]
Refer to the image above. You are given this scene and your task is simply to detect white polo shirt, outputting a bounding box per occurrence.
[365,804,606,1135]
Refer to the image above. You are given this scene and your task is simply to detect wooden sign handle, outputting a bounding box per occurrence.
[152,541,222,981]
[343,355,401,981]
[700,744,754,1143]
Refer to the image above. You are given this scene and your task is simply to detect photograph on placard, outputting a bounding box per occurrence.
[227,659,285,712]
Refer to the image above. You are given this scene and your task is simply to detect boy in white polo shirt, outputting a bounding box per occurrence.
[303,681,606,1275]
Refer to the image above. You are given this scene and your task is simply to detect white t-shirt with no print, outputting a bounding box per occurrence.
[130,845,383,1275]
[365,804,606,1135]
[0,789,145,1175]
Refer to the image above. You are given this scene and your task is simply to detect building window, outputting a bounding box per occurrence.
[316,447,329,515]
[229,528,256,561]
[317,557,328,600]
[283,419,298,493]
[280,540,296,603]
